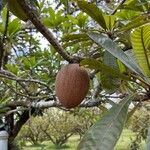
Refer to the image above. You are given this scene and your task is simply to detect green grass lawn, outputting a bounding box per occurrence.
[22,136,79,150]
[22,129,146,150]
[114,129,146,150]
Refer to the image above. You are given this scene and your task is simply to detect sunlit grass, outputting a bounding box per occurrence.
[22,129,146,150]
[115,129,146,150]
[23,135,80,150]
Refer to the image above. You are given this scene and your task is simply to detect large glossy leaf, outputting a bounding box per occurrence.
[77,95,133,150]
[101,51,121,92]
[80,58,130,80]
[88,32,145,78]
[131,25,150,78]
[77,1,106,30]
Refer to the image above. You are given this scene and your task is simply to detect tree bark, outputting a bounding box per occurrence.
[8,108,35,150]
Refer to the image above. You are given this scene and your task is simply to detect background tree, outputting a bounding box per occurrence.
[17,107,102,148]
[0,0,149,149]
[127,106,150,149]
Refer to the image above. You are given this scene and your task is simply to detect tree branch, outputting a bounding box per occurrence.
[0,69,30,93]
[0,10,9,69]
[0,39,4,69]
[9,108,35,143]
[5,108,28,116]
[111,0,127,15]
[16,0,81,63]
[2,80,50,100]
[5,98,102,109]
[0,69,52,92]
[2,10,9,43]
[5,92,150,110]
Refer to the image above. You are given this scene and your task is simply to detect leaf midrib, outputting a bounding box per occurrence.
[141,27,150,70]
[97,97,131,148]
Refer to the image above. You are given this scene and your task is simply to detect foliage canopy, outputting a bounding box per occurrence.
[0,0,150,149]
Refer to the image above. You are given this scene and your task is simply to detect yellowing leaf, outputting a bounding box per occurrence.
[131,25,150,78]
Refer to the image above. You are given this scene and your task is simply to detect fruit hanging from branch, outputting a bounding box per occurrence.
[55,64,90,108]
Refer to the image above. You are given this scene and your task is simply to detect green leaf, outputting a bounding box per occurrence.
[80,58,129,80]
[88,32,145,78]
[100,74,119,93]
[125,105,138,124]
[101,51,121,92]
[1,6,7,28]
[43,9,66,28]
[103,15,115,30]
[77,1,106,29]
[5,64,19,75]
[118,14,150,32]
[77,95,133,150]
[22,56,36,70]
[42,17,55,27]
[0,107,10,114]
[0,23,4,34]
[47,7,55,18]
[120,0,149,12]
[76,12,88,28]
[67,14,76,22]
[62,33,90,48]
[131,25,150,78]
[30,56,36,67]
[8,18,21,36]
[115,9,140,20]
[7,0,28,21]
[33,0,40,8]
[117,59,126,73]
[98,105,108,113]
[62,33,89,42]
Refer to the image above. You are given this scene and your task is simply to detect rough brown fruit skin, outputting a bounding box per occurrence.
[55,64,90,108]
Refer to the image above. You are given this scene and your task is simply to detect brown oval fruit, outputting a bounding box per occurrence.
[55,64,90,108]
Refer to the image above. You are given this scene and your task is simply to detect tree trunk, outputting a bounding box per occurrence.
[8,108,35,150]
